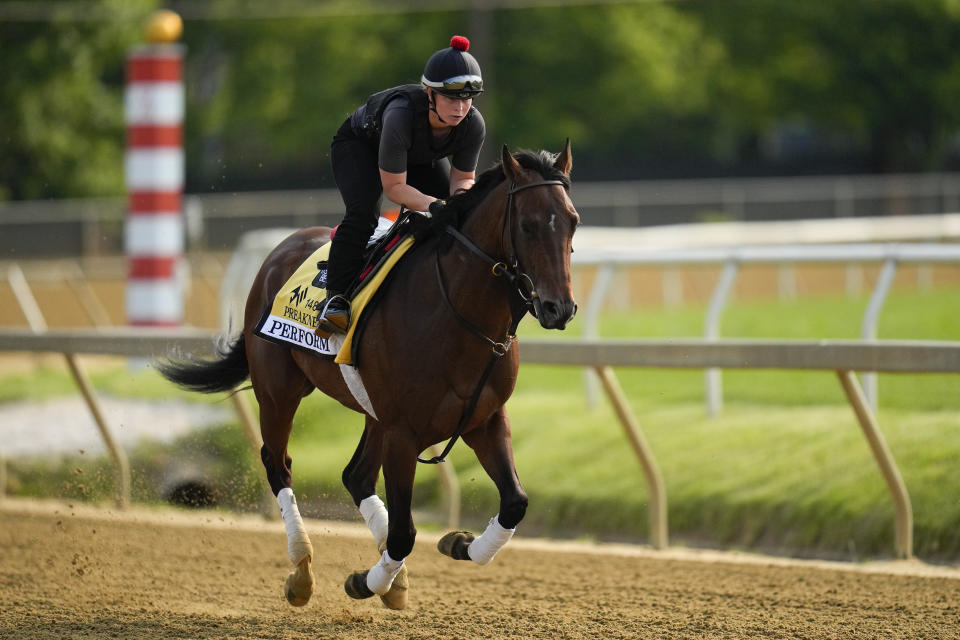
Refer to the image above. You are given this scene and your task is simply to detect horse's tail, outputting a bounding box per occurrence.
[157,334,250,394]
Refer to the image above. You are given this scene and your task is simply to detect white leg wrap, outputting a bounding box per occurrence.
[358,495,389,549]
[277,488,313,566]
[467,514,515,565]
[365,550,404,595]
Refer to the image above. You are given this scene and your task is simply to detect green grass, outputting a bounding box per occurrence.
[477,370,960,559]
[4,286,960,561]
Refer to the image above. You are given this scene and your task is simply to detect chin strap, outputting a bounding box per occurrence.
[428,91,449,125]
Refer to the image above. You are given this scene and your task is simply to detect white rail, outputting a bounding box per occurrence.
[573,242,960,415]
[571,240,960,265]
[3,328,958,558]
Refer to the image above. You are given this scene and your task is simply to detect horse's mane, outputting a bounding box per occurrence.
[435,149,570,228]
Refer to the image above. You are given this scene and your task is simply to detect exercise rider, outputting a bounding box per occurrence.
[315,35,486,337]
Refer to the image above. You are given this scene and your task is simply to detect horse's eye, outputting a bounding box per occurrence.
[520,220,536,235]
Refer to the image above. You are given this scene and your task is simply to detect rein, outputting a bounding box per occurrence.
[417,178,568,465]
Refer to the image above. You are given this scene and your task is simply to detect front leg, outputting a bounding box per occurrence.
[341,419,409,609]
[342,418,388,548]
[344,427,418,600]
[438,407,527,564]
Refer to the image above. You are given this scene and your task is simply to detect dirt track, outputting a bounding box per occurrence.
[1,500,958,640]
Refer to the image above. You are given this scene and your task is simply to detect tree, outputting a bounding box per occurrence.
[685,0,960,172]
[5,1,960,200]
[487,3,726,178]
[181,8,464,191]
[0,0,158,200]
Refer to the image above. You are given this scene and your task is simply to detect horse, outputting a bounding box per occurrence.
[158,142,579,610]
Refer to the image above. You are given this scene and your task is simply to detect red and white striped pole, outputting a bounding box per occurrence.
[124,10,185,326]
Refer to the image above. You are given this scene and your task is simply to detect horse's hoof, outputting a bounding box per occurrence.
[284,564,314,607]
[379,563,408,610]
[437,530,474,561]
[344,571,375,600]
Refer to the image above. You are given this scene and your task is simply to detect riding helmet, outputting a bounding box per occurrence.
[421,35,484,99]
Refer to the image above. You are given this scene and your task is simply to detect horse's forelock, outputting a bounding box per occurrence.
[514,150,570,188]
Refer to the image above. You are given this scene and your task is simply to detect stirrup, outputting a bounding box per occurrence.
[314,294,351,338]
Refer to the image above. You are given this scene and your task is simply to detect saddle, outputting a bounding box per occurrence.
[344,207,432,297]
[254,208,430,364]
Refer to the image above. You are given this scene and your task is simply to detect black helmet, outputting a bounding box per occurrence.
[421,35,483,98]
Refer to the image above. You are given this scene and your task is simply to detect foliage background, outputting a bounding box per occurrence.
[2,0,960,201]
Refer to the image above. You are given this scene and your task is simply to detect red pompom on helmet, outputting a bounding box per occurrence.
[422,35,483,98]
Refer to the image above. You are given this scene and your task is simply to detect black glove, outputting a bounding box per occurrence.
[429,198,459,228]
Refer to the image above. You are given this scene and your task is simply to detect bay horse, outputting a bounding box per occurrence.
[158,143,578,609]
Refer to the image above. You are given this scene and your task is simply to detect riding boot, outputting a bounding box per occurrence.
[315,292,351,338]
[318,215,369,337]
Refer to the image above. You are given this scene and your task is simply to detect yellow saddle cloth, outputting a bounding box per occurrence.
[254,232,415,365]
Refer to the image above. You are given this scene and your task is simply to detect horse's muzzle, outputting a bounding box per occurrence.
[537,298,577,330]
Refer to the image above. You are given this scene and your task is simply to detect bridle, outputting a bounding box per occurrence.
[438,179,568,342]
[419,178,568,464]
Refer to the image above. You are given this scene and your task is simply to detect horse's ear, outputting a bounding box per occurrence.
[553,138,572,176]
[501,144,523,183]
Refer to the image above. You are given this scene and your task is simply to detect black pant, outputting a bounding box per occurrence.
[326,118,449,294]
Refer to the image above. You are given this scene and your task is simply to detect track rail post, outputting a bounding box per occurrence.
[8,265,131,508]
[595,365,668,549]
[837,369,913,559]
[427,443,461,530]
[229,390,280,519]
[64,354,131,509]
[705,260,740,417]
[583,263,617,409]
[860,257,898,410]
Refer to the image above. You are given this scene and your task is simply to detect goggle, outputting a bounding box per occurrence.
[423,74,483,98]
[439,74,483,92]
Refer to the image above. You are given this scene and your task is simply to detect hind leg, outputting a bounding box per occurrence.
[248,338,315,606]
[341,418,409,610]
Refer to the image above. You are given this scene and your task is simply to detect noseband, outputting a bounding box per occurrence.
[420,178,567,465]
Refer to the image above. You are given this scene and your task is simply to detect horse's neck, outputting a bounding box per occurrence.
[437,186,516,328]
[457,185,508,261]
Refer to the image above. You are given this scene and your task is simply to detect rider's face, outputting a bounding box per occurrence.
[431,91,472,126]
